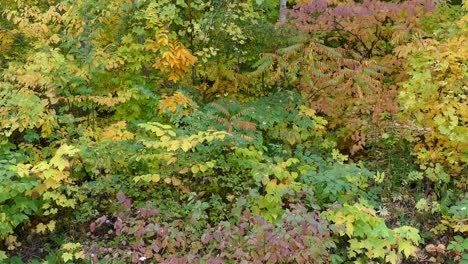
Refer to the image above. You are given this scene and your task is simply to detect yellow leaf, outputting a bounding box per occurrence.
[33,184,47,195]
[191,165,199,174]
[155,128,165,137]
[361,206,377,217]
[181,140,192,152]
[16,164,32,177]
[290,172,298,179]
[44,208,58,216]
[199,164,208,172]
[56,194,76,208]
[149,174,161,183]
[133,174,160,183]
[167,142,179,151]
[47,220,56,231]
[385,251,399,264]
[43,178,60,189]
[36,223,47,234]
[74,251,85,259]
[164,178,172,184]
[167,157,177,165]
[62,252,74,262]
[62,243,81,250]
[50,156,68,171]
[160,135,170,142]
[398,240,417,258]
[345,221,355,237]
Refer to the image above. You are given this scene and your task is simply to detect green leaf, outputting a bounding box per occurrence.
[0,251,7,261]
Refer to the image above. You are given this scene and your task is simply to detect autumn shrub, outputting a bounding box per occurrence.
[322,203,421,264]
[0,145,38,256]
[253,0,436,154]
[398,3,467,184]
[68,92,361,227]
[86,191,336,264]
[0,143,81,259]
[65,118,250,224]
[430,194,468,262]
[2,0,465,263]
[299,154,374,207]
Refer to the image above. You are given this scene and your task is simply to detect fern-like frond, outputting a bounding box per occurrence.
[310,65,326,78]
[234,106,255,119]
[211,102,229,116]
[362,68,380,77]
[252,54,274,69]
[215,116,229,124]
[277,43,304,56]
[240,134,253,142]
[235,120,256,131]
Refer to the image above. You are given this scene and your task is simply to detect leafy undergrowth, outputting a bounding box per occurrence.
[1,0,467,263]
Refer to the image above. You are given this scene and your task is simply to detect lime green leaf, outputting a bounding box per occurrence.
[50,156,68,171]
[62,252,74,262]
[191,165,200,174]
[386,251,399,264]
[62,243,81,251]
[199,164,208,172]
[398,240,417,258]
[36,223,47,234]
[133,174,161,183]
[74,251,85,259]
[0,251,7,261]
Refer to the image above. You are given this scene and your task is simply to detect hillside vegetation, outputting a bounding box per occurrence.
[0,0,466,263]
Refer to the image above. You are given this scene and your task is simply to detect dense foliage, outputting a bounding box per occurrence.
[0,0,466,263]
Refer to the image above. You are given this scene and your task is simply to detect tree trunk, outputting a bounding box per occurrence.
[279,0,287,25]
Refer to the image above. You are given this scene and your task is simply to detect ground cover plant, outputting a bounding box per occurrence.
[0,0,466,263]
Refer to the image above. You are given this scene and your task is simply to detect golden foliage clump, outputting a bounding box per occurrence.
[100,121,135,142]
[158,91,197,116]
[147,33,197,82]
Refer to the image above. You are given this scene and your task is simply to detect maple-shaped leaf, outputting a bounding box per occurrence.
[398,240,417,258]
[47,220,56,232]
[43,178,60,189]
[385,251,399,264]
[62,252,74,262]
[35,223,47,234]
[171,177,181,186]
[50,156,68,171]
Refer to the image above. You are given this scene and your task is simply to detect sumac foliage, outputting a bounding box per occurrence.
[253,0,436,153]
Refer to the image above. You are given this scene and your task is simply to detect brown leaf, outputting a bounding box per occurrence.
[179,167,189,174]
[235,120,256,131]
[90,222,96,233]
[182,186,190,193]
[171,177,181,186]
